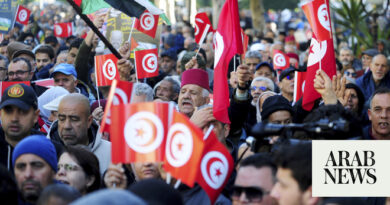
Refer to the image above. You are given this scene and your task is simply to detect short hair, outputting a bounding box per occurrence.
[339,47,353,55]
[202,88,209,98]
[369,87,390,108]
[240,153,277,182]
[69,38,83,50]
[163,76,180,95]
[245,50,262,60]
[0,55,9,68]
[134,83,154,102]
[62,145,100,193]
[44,36,58,46]
[371,54,388,66]
[37,184,81,205]
[251,76,275,91]
[274,143,312,192]
[11,57,32,72]
[35,44,55,59]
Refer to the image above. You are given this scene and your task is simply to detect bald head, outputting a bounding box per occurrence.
[60,93,90,116]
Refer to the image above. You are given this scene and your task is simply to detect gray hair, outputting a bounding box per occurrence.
[251,76,275,92]
[256,91,277,123]
[153,76,181,97]
[202,88,210,98]
[339,47,353,55]
[134,82,153,101]
[0,54,9,68]
[245,50,262,60]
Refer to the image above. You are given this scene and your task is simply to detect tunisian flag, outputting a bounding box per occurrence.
[301,0,332,41]
[111,102,170,163]
[194,12,213,44]
[196,131,234,204]
[95,54,120,86]
[100,80,134,133]
[135,10,159,38]
[134,48,159,79]
[302,36,336,110]
[15,5,31,25]
[293,71,306,103]
[163,110,205,187]
[273,50,290,71]
[54,22,73,38]
[213,0,243,124]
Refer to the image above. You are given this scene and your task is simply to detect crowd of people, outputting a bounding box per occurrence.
[0,1,390,205]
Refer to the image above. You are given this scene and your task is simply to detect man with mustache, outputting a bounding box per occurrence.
[178,69,210,118]
[356,54,390,101]
[12,135,57,205]
[0,84,42,171]
[48,93,111,175]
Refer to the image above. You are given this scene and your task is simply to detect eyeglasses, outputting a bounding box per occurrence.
[7,70,29,76]
[58,163,81,172]
[251,86,270,92]
[286,73,294,80]
[232,185,269,202]
[344,71,357,77]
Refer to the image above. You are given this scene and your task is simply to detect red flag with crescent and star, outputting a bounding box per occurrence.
[273,50,290,71]
[111,102,170,163]
[163,109,205,187]
[302,36,336,110]
[134,48,159,79]
[196,131,234,204]
[301,0,332,41]
[213,0,243,124]
[95,54,120,86]
[194,12,213,44]
[54,22,73,38]
[135,10,159,38]
[100,80,134,133]
[15,5,31,25]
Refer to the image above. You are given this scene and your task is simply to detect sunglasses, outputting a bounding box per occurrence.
[251,86,270,92]
[232,185,268,202]
[286,73,294,80]
[344,71,357,77]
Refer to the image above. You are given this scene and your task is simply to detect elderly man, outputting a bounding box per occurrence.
[361,49,379,72]
[244,51,262,74]
[278,67,295,103]
[0,84,42,170]
[178,69,210,117]
[13,135,57,204]
[356,54,390,100]
[232,153,277,205]
[48,93,110,174]
[153,76,180,102]
[364,87,390,140]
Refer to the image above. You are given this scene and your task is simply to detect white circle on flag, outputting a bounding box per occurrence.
[273,53,286,67]
[55,25,62,35]
[307,38,327,67]
[214,32,224,67]
[142,53,158,73]
[165,123,194,167]
[19,9,28,22]
[318,4,331,31]
[113,88,129,105]
[102,59,116,80]
[201,151,229,189]
[124,111,164,153]
[140,12,155,31]
[194,18,204,36]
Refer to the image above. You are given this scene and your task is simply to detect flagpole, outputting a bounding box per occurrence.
[134,53,139,83]
[65,0,122,59]
[194,25,210,58]
[94,63,101,107]
[128,17,136,42]
[174,179,181,189]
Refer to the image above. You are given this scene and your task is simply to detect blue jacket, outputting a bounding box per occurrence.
[356,70,390,101]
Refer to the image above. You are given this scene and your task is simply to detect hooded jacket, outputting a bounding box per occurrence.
[48,120,111,175]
